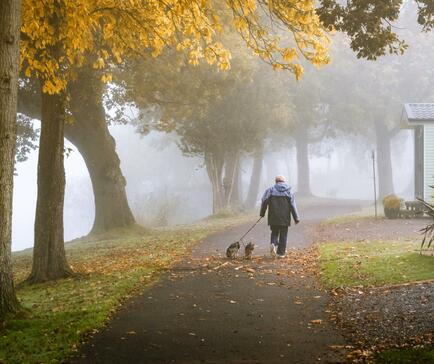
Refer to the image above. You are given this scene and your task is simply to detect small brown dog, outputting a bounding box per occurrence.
[244,242,255,259]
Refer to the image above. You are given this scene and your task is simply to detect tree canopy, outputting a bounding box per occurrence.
[318,0,434,59]
[21,0,331,93]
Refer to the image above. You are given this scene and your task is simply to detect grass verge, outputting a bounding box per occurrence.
[318,240,434,288]
[1,213,255,364]
[374,347,434,363]
[319,239,434,362]
[322,205,382,225]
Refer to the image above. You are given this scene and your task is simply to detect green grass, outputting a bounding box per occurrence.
[1,213,254,364]
[318,240,434,288]
[319,240,434,362]
[322,205,383,225]
[375,347,434,363]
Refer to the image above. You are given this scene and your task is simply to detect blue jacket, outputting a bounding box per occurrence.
[260,182,299,226]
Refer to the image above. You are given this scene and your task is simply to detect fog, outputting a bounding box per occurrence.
[11,2,433,252]
[12,125,414,252]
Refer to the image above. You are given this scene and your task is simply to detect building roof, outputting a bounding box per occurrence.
[404,103,434,123]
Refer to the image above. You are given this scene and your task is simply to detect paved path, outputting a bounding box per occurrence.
[72,200,362,364]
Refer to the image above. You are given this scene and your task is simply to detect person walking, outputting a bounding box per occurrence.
[260,175,300,258]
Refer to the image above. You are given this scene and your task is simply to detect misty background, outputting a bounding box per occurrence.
[12,2,429,252]
[12,125,414,251]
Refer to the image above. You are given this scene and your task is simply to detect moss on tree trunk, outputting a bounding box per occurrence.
[0,0,21,318]
[27,90,72,283]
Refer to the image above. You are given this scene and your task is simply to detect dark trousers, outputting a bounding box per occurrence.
[270,225,288,255]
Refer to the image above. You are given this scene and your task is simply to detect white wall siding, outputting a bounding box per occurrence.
[424,124,434,201]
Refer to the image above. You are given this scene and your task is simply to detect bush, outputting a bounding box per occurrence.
[382,194,402,219]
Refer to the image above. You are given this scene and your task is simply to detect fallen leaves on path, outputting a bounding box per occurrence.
[213,262,229,270]
[310,319,322,325]
[192,246,321,283]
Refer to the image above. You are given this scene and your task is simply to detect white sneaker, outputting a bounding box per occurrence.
[277,254,286,259]
[270,244,277,257]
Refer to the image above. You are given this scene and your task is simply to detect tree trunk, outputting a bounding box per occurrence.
[17,70,136,234]
[204,152,224,213]
[235,158,242,204]
[295,128,312,197]
[27,90,72,283]
[375,120,395,198]
[244,146,263,209]
[223,153,240,207]
[0,0,21,318]
[67,67,135,234]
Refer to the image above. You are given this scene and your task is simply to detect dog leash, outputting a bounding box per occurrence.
[238,217,263,245]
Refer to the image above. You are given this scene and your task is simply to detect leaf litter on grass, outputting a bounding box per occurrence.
[3,215,258,364]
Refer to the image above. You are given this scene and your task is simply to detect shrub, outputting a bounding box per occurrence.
[383,195,401,210]
[418,188,434,253]
[382,195,402,219]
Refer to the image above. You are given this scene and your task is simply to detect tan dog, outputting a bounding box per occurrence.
[244,242,255,259]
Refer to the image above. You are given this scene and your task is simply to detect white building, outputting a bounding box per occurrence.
[402,103,434,201]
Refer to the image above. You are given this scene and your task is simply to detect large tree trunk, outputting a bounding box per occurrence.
[295,127,312,197]
[67,67,135,234]
[375,120,395,198]
[27,90,72,283]
[0,0,21,318]
[244,146,263,209]
[204,152,224,213]
[17,71,136,234]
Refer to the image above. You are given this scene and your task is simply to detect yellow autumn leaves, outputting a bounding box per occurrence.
[20,0,330,93]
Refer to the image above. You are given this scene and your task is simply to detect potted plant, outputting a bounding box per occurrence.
[382,194,402,219]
